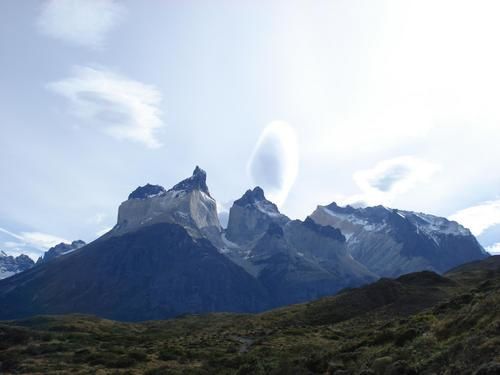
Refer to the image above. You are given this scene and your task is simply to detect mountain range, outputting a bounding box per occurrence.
[0,252,34,280]
[0,167,488,321]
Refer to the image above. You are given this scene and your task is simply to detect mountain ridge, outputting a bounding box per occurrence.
[0,166,489,322]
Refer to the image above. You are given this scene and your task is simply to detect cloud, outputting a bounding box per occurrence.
[486,243,500,255]
[20,232,69,249]
[449,200,500,236]
[47,66,165,148]
[0,227,69,260]
[350,156,439,206]
[248,121,299,207]
[37,0,125,48]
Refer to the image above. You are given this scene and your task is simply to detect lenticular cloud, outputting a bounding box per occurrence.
[248,121,299,207]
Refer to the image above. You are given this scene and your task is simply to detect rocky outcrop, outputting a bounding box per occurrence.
[113,166,222,246]
[225,187,289,245]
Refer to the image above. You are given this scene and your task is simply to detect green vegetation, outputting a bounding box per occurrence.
[1,259,500,374]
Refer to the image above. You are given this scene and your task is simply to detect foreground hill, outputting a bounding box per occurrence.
[0,223,268,321]
[1,256,499,374]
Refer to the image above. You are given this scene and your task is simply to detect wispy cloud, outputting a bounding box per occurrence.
[37,0,125,48]
[19,232,69,249]
[0,227,69,260]
[348,156,439,206]
[47,66,165,148]
[247,121,299,207]
[450,200,500,236]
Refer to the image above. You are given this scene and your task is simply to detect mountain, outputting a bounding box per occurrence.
[112,166,222,247]
[0,223,268,321]
[0,251,34,280]
[310,202,488,277]
[223,189,376,306]
[0,167,489,322]
[225,187,289,245]
[0,167,268,321]
[36,240,86,264]
[2,256,499,374]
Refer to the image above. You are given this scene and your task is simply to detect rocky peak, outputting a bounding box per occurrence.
[169,166,211,197]
[114,166,221,246]
[37,240,86,265]
[325,202,357,215]
[0,251,35,280]
[234,187,266,206]
[128,184,166,200]
[225,187,289,244]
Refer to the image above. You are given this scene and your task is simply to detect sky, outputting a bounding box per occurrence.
[1,0,500,259]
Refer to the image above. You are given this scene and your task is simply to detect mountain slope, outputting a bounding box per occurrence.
[0,223,269,321]
[310,202,488,277]
[2,256,499,374]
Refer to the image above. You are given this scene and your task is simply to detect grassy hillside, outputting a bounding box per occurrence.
[1,257,500,374]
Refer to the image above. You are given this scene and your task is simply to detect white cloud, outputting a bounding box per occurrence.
[48,66,165,148]
[0,227,68,249]
[486,243,500,255]
[350,156,440,206]
[0,227,69,260]
[247,121,299,207]
[20,232,69,249]
[37,0,125,48]
[450,200,500,236]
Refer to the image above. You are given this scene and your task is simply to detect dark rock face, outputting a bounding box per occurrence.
[0,252,34,279]
[128,184,166,200]
[310,203,489,277]
[250,219,376,307]
[169,166,211,197]
[0,223,269,321]
[36,240,86,264]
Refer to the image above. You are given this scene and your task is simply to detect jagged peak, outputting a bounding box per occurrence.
[128,184,166,200]
[234,187,268,206]
[169,166,211,197]
[324,202,357,214]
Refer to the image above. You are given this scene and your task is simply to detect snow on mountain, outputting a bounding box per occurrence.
[0,251,35,280]
[310,202,488,277]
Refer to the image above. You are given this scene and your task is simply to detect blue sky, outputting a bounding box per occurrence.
[1,0,500,258]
